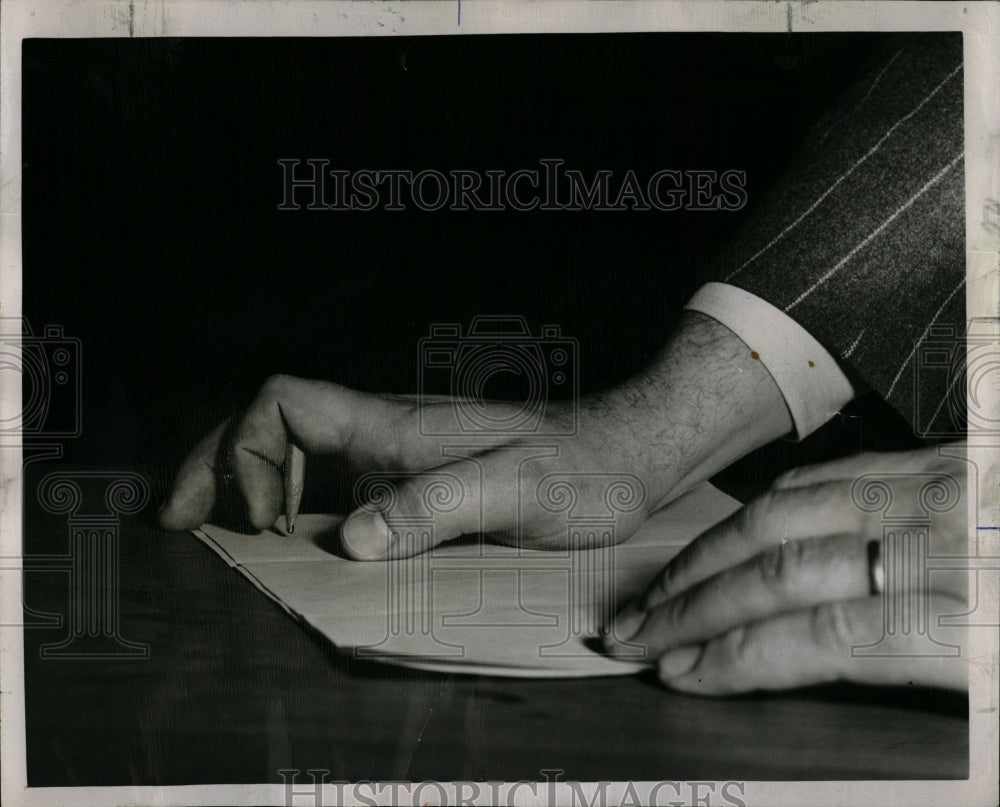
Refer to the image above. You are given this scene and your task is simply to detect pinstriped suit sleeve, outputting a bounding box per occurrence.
[699,33,964,438]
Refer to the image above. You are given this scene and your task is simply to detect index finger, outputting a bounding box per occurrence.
[772,446,964,490]
[639,482,869,610]
[158,419,230,531]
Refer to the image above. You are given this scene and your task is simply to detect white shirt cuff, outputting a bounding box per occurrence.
[684,282,858,440]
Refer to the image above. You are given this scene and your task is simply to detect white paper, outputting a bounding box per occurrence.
[193,482,741,678]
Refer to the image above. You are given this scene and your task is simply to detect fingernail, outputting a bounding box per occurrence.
[601,603,648,656]
[606,603,645,643]
[658,646,701,679]
[341,509,391,560]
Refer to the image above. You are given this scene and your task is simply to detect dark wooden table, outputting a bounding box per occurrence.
[21,467,967,787]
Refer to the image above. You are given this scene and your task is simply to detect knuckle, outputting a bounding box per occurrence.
[258,373,291,401]
[924,447,955,471]
[694,625,764,695]
[392,480,427,519]
[651,563,678,600]
[772,468,799,489]
[658,590,693,632]
[517,457,551,489]
[809,601,857,650]
[382,405,418,461]
[718,623,755,669]
[948,465,968,488]
[742,491,778,541]
[517,459,557,515]
[755,540,804,594]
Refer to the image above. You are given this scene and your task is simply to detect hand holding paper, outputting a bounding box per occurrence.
[605,447,970,694]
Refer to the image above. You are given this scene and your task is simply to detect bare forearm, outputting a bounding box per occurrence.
[588,310,793,508]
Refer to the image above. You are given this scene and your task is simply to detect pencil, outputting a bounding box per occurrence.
[283,443,306,534]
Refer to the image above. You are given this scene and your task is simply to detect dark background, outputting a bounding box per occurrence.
[22,33,923,510]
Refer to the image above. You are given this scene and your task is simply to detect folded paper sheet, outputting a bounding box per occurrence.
[193,483,741,678]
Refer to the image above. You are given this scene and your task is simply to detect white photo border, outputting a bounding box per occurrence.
[1,2,997,806]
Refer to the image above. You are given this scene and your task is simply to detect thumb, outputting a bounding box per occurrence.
[340,452,518,560]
